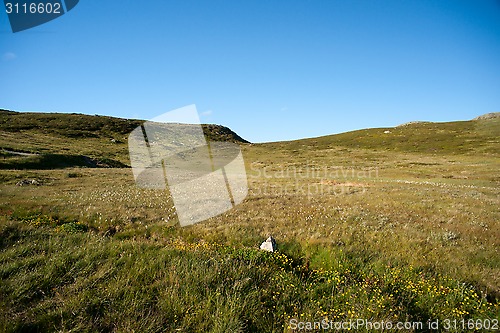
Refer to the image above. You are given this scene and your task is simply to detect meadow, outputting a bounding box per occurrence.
[0,110,498,332]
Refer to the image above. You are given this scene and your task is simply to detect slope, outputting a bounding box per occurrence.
[262,116,499,157]
[0,109,249,169]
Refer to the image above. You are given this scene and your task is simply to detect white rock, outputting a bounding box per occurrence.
[260,236,277,252]
[383,130,391,134]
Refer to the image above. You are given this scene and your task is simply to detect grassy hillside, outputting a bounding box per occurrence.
[266,117,499,156]
[0,111,499,331]
[0,109,248,169]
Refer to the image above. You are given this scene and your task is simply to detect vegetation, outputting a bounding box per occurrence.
[0,110,499,331]
[0,109,247,169]
[266,117,499,156]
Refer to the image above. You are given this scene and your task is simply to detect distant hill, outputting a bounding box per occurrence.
[262,113,499,156]
[1,109,498,170]
[473,112,500,120]
[0,109,248,143]
[0,109,248,169]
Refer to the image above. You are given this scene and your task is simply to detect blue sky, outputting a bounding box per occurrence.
[1,0,499,143]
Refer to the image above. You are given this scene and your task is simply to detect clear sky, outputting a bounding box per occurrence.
[1,0,499,143]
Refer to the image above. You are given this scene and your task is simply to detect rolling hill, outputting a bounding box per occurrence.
[1,110,498,171]
[0,109,248,169]
[262,113,499,156]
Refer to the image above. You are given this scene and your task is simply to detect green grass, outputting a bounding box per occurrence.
[0,153,130,170]
[0,111,499,331]
[0,218,498,332]
[0,109,248,169]
[260,117,499,156]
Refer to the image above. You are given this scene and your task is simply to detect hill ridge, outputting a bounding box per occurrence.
[1,109,498,170]
[0,109,248,169]
[259,115,499,156]
[0,109,248,144]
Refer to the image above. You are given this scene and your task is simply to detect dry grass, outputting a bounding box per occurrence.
[0,112,499,331]
[1,145,498,291]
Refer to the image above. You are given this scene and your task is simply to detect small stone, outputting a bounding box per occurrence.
[16,179,41,186]
[260,236,277,252]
